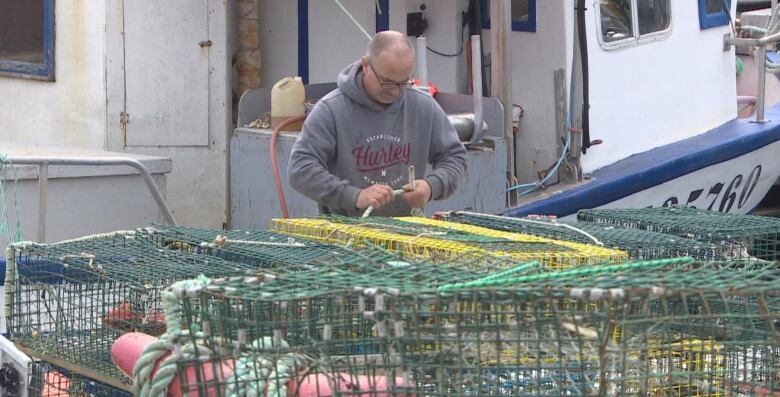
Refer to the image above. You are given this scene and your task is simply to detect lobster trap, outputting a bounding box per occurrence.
[27,361,131,397]
[3,231,259,390]
[270,216,627,271]
[437,211,730,260]
[578,207,780,261]
[150,257,779,396]
[141,224,359,270]
[133,252,539,396]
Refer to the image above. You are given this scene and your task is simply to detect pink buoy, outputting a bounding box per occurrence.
[112,333,411,397]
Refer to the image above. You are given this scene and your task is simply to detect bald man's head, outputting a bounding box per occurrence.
[365,31,415,63]
[361,31,415,105]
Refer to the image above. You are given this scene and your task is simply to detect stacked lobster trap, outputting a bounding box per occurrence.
[270,215,629,270]
[145,256,779,396]
[5,227,370,396]
[5,225,535,396]
[436,211,730,260]
[3,231,262,392]
[578,207,780,261]
[4,207,780,396]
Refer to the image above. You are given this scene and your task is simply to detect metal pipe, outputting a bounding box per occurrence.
[37,162,49,243]
[737,96,758,105]
[757,45,768,122]
[469,35,485,145]
[416,36,428,87]
[490,0,515,204]
[448,113,487,141]
[4,157,177,236]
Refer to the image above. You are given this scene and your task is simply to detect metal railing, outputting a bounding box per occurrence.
[725,29,780,123]
[2,156,176,242]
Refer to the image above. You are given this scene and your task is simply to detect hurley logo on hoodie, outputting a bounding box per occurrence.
[352,133,411,186]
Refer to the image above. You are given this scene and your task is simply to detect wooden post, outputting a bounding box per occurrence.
[490,0,516,205]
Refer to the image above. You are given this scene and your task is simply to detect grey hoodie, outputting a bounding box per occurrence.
[288,60,467,217]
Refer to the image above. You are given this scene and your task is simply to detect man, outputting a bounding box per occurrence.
[288,30,467,217]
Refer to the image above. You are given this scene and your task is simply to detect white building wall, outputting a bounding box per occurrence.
[0,1,231,229]
[581,1,737,173]
[259,0,300,87]
[259,0,378,87]
[0,1,107,148]
[390,0,471,94]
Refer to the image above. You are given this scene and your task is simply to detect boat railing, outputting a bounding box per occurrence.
[1,156,177,243]
[726,7,780,123]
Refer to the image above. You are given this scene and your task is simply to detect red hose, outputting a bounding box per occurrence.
[271,115,307,218]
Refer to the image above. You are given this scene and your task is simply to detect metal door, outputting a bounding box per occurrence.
[123,0,210,147]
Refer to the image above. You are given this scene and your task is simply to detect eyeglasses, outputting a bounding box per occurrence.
[367,61,414,89]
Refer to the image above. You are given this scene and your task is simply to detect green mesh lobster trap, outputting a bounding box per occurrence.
[3,231,259,391]
[131,251,539,396]
[144,257,779,396]
[438,210,729,260]
[27,361,131,397]
[578,207,780,261]
[141,224,359,270]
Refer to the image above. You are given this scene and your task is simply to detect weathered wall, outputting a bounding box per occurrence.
[0,1,107,149]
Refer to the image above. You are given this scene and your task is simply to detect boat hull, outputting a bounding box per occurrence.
[505,105,780,218]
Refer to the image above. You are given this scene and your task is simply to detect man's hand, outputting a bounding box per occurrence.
[402,179,432,209]
[356,184,396,209]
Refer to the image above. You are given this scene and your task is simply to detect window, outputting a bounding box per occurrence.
[480,0,537,33]
[598,0,671,48]
[0,0,55,81]
[699,0,731,29]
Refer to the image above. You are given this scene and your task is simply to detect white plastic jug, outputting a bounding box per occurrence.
[271,76,305,131]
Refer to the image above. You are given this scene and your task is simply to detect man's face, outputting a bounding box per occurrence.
[362,52,414,105]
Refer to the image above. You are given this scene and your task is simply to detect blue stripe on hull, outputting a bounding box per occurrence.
[504,105,780,218]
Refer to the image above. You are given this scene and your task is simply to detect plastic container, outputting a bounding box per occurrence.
[271,76,305,131]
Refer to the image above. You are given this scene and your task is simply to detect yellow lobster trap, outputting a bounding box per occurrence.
[271,216,627,271]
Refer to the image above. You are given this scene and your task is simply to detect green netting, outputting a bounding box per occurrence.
[441,211,730,260]
[578,207,780,261]
[27,361,131,397]
[4,231,259,390]
[6,227,536,394]
[142,224,361,270]
[157,258,779,396]
[0,155,23,244]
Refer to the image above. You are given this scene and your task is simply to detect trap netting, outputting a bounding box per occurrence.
[141,224,367,270]
[27,361,131,397]
[439,210,728,260]
[3,231,259,391]
[145,257,779,396]
[132,252,540,396]
[270,216,627,270]
[578,207,780,261]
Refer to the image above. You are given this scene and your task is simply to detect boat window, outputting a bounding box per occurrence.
[637,0,671,35]
[698,0,731,29]
[0,0,55,81]
[600,0,634,42]
[480,0,537,32]
[598,0,671,48]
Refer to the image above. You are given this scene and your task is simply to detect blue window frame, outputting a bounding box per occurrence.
[0,0,55,81]
[699,0,731,29]
[480,0,536,32]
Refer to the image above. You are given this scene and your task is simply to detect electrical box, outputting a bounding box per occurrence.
[407,12,427,36]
